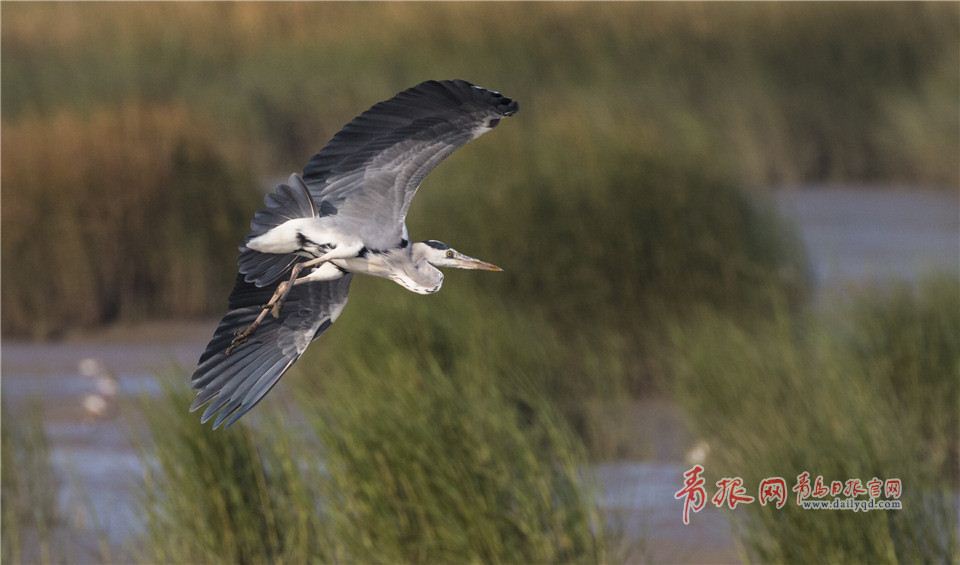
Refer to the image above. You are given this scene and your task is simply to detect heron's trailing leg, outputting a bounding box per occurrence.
[226,256,344,354]
[228,264,310,353]
[227,266,300,354]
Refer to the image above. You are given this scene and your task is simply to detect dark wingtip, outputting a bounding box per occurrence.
[449,79,518,116]
[500,98,519,116]
[478,85,519,116]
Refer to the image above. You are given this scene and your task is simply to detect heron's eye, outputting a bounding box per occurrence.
[446,250,454,258]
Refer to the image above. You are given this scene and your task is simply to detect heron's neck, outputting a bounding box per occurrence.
[410,242,432,264]
[338,248,442,295]
[395,255,443,295]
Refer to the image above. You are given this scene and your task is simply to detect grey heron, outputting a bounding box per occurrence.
[190,79,518,428]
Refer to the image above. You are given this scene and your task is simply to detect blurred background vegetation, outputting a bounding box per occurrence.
[3,2,957,337]
[2,3,957,563]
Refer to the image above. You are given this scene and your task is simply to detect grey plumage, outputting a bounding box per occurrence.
[302,79,518,250]
[249,175,319,241]
[191,274,351,429]
[190,79,517,427]
[238,175,318,286]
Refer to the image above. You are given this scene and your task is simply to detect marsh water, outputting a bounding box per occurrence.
[3,187,958,562]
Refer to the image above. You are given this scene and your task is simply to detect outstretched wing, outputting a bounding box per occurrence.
[302,79,518,250]
[190,274,352,428]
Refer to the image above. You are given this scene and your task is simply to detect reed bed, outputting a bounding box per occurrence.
[4,4,957,186]
[669,277,959,563]
[4,3,956,336]
[137,359,606,563]
[1,105,260,337]
[1,404,58,565]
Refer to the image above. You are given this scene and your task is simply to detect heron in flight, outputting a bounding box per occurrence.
[190,80,518,428]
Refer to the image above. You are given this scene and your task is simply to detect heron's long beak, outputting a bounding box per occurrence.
[452,252,503,271]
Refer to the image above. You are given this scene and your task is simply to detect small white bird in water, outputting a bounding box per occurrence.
[191,80,518,428]
[79,358,119,419]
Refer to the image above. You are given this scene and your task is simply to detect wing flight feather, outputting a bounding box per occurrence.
[190,274,352,428]
[302,79,518,249]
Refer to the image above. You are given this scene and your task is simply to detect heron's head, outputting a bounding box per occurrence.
[413,240,502,271]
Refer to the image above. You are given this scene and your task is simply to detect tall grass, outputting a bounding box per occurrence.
[303,352,605,563]
[129,278,959,564]
[842,276,959,483]
[137,350,606,563]
[307,273,673,460]
[669,278,959,563]
[137,385,327,564]
[1,403,58,565]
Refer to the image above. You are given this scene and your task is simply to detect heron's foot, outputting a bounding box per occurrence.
[226,300,274,354]
[224,265,306,355]
[226,328,250,355]
[226,288,285,354]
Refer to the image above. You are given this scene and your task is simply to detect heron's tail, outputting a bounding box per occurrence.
[238,174,317,287]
